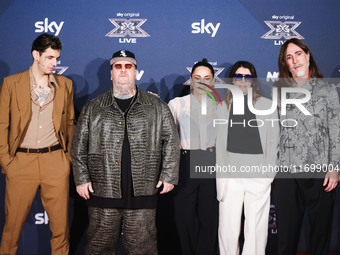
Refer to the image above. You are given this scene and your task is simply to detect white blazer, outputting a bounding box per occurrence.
[215,97,280,201]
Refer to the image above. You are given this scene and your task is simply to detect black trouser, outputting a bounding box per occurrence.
[173,149,219,255]
[274,177,335,255]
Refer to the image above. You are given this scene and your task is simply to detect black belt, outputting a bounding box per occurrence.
[17,144,62,154]
[181,147,215,155]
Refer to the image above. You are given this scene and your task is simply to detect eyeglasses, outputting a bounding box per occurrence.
[233,73,253,83]
[113,63,135,70]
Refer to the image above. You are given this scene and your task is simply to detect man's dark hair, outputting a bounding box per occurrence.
[275,39,323,103]
[278,38,322,79]
[31,33,62,55]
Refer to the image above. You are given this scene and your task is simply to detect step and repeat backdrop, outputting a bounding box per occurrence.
[0,0,340,254]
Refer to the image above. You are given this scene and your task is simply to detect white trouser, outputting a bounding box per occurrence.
[218,152,272,255]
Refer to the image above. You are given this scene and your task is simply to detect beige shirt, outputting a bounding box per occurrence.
[20,68,59,149]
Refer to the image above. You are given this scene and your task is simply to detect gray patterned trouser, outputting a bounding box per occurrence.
[86,207,157,255]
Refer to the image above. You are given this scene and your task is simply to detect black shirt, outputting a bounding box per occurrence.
[87,93,158,209]
[227,96,263,154]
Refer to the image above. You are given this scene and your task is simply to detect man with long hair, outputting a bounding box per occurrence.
[274,38,339,255]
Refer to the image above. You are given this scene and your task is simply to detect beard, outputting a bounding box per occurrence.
[295,55,310,77]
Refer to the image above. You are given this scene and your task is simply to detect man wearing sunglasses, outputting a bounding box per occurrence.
[71,50,180,254]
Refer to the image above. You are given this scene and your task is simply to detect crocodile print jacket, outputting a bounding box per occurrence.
[71,87,180,199]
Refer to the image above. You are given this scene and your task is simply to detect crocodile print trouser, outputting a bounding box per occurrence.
[86,207,157,255]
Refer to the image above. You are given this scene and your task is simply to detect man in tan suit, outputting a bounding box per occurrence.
[0,33,75,255]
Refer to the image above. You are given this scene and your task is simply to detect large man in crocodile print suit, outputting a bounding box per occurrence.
[71,50,180,255]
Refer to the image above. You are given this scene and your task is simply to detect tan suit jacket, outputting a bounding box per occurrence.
[0,69,76,173]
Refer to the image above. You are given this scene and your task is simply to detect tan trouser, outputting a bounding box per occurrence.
[0,149,70,255]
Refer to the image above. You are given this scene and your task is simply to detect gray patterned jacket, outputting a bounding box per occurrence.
[278,78,340,174]
[71,87,180,199]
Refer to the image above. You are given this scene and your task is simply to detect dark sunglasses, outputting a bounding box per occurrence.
[233,73,253,83]
[113,63,135,70]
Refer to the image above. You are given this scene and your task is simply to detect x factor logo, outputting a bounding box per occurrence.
[184,67,225,85]
[106,19,150,37]
[53,66,68,75]
[261,21,304,39]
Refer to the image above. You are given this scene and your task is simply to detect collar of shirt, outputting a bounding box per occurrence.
[29,66,59,91]
[29,67,58,106]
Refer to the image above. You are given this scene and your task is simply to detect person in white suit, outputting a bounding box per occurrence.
[216,61,279,255]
